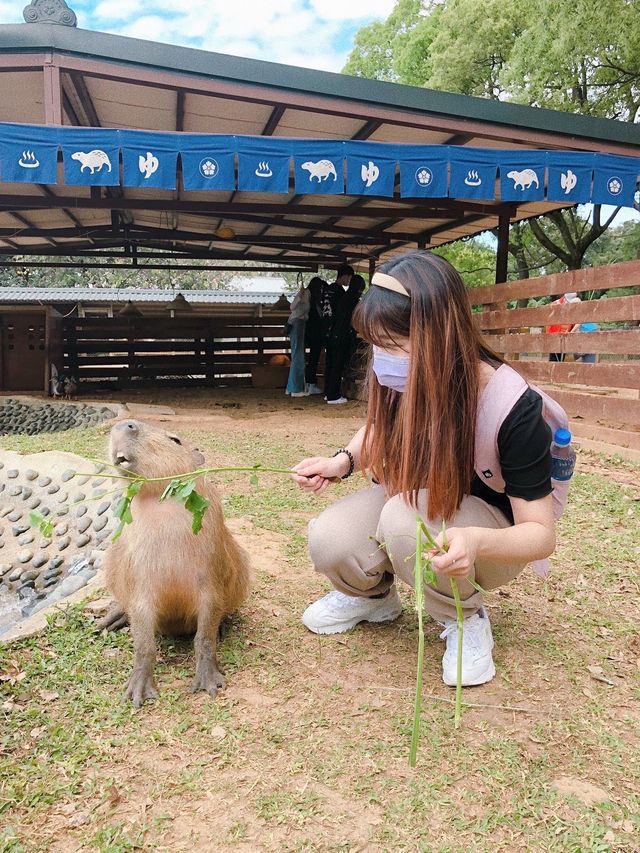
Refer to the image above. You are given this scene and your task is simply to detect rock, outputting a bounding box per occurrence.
[83,597,113,617]
[92,478,106,487]
[12,524,29,536]
[21,487,33,500]
[43,566,62,579]
[54,522,68,537]
[92,489,107,499]
[47,485,60,495]
[8,511,22,523]
[76,533,91,548]
[48,555,64,570]
[77,517,92,533]
[93,515,108,532]
[71,492,86,504]
[94,463,106,474]
[18,582,36,599]
[57,536,70,552]
[76,505,88,518]
[0,507,13,518]
[96,529,111,542]
[37,476,52,487]
[24,469,38,481]
[56,492,69,504]
[7,469,19,479]
[27,497,41,510]
[18,550,33,564]
[39,538,52,549]
[20,568,39,582]
[18,533,34,546]
[76,476,91,486]
[55,507,69,517]
[39,507,51,517]
[97,501,110,516]
[0,563,13,577]
[32,553,48,569]
[9,486,22,497]
[61,470,76,482]
[9,568,23,582]
[43,576,59,589]
[58,574,89,596]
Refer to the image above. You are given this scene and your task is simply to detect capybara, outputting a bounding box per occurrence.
[103,419,251,707]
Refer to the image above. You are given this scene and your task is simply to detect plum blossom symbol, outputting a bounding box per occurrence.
[199,158,219,178]
[415,167,433,186]
[607,177,622,195]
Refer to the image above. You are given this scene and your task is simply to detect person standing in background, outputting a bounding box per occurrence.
[546,292,578,362]
[285,280,311,397]
[325,274,366,405]
[304,276,328,395]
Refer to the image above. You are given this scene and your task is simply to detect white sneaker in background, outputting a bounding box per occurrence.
[440,606,496,686]
[307,384,323,395]
[291,390,309,397]
[302,587,403,635]
[326,397,348,405]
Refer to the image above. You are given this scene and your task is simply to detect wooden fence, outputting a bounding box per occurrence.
[470,259,640,454]
[63,312,290,388]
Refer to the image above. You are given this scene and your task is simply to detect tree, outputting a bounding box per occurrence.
[344,0,640,274]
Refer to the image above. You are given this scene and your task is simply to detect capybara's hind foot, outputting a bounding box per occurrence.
[124,667,159,708]
[191,661,226,698]
[95,604,128,633]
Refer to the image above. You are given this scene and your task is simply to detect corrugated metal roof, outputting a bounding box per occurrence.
[0,287,287,305]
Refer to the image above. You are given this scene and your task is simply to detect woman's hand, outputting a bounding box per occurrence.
[430,527,480,579]
[291,455,347,496]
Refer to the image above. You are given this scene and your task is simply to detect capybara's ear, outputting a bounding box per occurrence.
[192,448,206,466]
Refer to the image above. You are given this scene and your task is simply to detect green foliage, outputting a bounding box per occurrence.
[160,478,211,534]
[29,511,54,540]
[432,239,496,287]
[112,480,144,541]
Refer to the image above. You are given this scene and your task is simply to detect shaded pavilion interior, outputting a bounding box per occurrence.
[0,9,638,281]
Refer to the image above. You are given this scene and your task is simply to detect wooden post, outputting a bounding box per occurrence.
[43,57,62,125]
[495,208,510,284]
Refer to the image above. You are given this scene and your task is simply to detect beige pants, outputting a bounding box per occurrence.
[308,485,525,622]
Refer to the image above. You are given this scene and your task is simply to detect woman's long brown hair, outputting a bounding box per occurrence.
[352,251,504,521]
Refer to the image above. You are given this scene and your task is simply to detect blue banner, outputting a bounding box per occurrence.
[399,146,449,198]
[237,137,291,194]
[0,123,638,208]
[592,155,639,207]
[546,151,594,204]
[179,134,236,191]
[293,141,344,194]
[61,128,120,187]
[0,123,58,184]
[499,151,547,202]
[120,130,178,190]
[449,148,498,201]
[345,141,397,197]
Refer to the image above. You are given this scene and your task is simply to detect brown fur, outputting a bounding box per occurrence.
[104,419,251,706]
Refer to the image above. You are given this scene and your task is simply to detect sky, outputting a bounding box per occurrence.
[0,0,397,72]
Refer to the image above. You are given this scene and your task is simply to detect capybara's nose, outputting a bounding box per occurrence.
[114,420,140,435]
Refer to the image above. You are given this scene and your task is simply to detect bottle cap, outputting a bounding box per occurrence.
[554,428,571,446]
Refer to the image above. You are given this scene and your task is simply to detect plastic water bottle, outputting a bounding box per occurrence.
[550,428,576,481]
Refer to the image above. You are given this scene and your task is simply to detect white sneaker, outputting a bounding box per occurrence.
[307,384,323,395]
[326,396,348,405]
[440,606,496,686]
[302,588,403,635]
[291,390,309,397]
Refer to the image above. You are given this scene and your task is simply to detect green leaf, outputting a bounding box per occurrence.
[184,490,210,535]
[30,511,54,539]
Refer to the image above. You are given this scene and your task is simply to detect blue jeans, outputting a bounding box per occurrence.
[286,319,306,394]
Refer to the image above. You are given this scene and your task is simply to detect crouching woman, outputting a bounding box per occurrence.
[292,251,556,686]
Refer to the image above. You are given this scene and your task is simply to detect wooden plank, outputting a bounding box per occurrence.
[516,360,640,390]
[470,259,640,307]
[479,294,640,330]
[571,422,640,451]
[490,330,640,355]
[544,388,640,426]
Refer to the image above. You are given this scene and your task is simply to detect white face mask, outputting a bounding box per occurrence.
[372,346,410,392]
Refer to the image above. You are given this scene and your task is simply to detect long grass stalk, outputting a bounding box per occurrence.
[450,578,464,729]
[409,518,425,768]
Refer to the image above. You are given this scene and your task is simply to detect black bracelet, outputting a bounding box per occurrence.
[333,447,355,480]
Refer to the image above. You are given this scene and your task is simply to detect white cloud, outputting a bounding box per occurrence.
[67,0,392,72]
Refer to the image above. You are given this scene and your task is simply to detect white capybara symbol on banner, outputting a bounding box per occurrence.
[507,168,539,191]
[302,160,337,182]
[71,150,112,174]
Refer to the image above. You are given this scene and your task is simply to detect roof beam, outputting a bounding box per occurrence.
[263,104,285,136]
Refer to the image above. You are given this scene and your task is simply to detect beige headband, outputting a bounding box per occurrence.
[371,271,410,297]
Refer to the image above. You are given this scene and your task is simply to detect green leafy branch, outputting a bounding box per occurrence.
[30,462,295,543]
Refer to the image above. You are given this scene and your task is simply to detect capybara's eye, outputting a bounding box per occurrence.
[168,435,182,445]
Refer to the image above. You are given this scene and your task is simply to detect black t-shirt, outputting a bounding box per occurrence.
[470,387,552,523]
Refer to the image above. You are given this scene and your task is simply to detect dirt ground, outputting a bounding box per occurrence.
[1,388,639,853]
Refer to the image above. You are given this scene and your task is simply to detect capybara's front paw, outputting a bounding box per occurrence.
[95,604,128,633]
[191,661,226,698]
[124,668,159,708]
